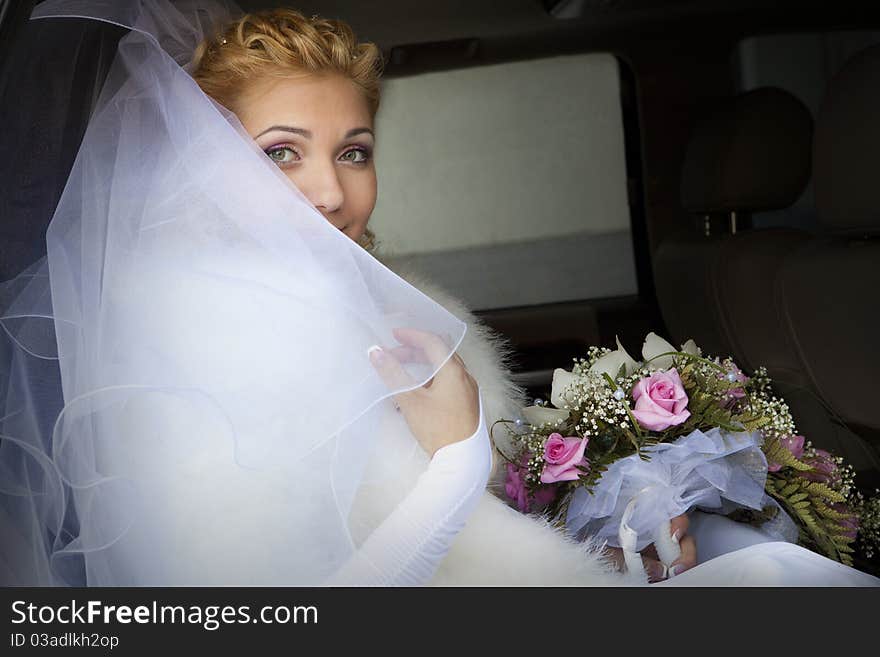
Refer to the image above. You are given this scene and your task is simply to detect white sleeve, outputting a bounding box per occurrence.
[326,390,492,586]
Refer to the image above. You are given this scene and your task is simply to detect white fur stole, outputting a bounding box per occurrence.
[351,255,643,586]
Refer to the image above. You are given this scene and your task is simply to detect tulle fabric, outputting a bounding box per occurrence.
[565,427,799,552]
[0,0,466,585]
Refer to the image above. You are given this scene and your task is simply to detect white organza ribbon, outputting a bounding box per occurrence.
[567,427,793,555]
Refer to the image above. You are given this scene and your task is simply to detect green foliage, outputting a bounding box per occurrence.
[763,437,812,473]
[766,472,856,566]
[508,339,866,567]
[664,358,768,439]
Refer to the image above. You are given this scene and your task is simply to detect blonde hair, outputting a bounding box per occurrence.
[192,8,383,251]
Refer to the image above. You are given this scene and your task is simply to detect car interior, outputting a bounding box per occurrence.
[1,0,878,537]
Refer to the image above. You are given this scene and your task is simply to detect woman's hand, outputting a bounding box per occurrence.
[368,327,480,457]
[605,514,698,582]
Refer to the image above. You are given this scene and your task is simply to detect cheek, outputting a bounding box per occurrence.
[281,169,307,193]
[342,169,377,229]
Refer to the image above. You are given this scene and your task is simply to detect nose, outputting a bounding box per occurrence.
[298,160,344,218]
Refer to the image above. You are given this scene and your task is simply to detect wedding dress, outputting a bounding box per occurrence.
[1,0,877,587]
[1,0,627,588]
[0,0,634,588]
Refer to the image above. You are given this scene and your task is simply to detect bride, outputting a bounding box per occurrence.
[0,0,876,587]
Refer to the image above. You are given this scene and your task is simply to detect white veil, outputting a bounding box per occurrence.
[0,0,466,585]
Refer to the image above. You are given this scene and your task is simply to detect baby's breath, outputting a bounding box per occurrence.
[504,338,877,566]
[746,391,796,440]
[852,490,880,560]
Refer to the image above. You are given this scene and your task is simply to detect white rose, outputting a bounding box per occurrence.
[588,336,639,380]
[681,338,701,356]
[550,367,582,409]
[641,332,678,370]
[521,405,570,427]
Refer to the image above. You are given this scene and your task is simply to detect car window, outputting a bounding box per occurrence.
[371,52,636,311]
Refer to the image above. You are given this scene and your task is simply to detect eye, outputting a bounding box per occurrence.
[265,145,300,166]
[339,147,370,164]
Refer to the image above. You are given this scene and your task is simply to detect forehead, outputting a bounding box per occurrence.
[236,72,373,134]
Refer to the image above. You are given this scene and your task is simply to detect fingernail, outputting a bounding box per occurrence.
[671,529,682,544]
[669,563,687,577]
[367,345,384,363]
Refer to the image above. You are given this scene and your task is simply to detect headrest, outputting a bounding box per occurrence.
[814,45,880,234]
[681,87,812,214]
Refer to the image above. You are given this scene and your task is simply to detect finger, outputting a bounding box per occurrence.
[669,514,690,544]
[641,556,668,583]
[669,535,697,577]
[368,345,416,391]
[391,327,455,370]
[384,346,447,393]
[387,345,430,365]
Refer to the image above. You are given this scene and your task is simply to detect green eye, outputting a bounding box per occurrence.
[266,146,298,164]
[341,148,369,163]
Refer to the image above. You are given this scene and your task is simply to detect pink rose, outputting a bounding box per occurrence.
[767,434,805,472]
[505,462,558,512]
[800,448,840,485]
[630,368,691,431]
[540,433,589,484]
[505,463,530,512]
[533,485,558,508]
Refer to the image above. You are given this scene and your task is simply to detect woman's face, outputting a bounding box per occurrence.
[236,72,377,243]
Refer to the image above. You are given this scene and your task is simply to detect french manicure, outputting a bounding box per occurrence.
[671,529,682,544]
[669,563,686,577]
[367,345,384,363]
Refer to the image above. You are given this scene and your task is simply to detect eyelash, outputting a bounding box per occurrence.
[340,146,371,164]
[265,144,300,166]
[264,144,372,168]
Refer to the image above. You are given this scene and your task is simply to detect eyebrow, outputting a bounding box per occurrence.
[254,125,374,140]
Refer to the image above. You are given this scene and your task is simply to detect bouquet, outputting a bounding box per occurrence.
[496,332,880,567]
